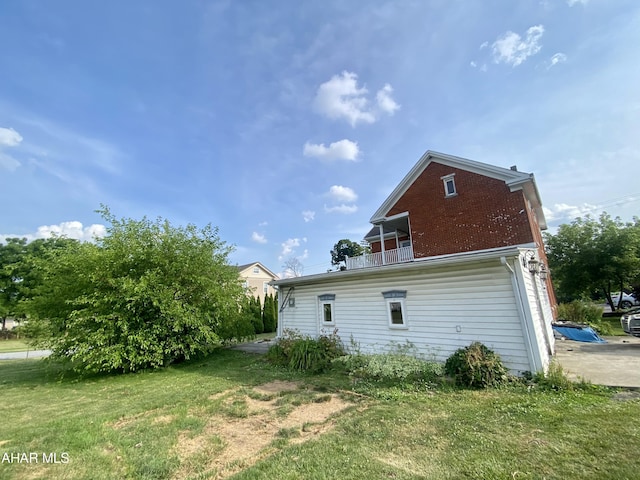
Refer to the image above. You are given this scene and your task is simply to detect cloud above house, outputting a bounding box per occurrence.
[279,237,301,260]
[548,52,568,69]
[543,202,600,224]
[324,204,358,214]
[303,139,360,161]
[323,185,358,214]
[327,185,358,203]
[313,71,400,127]
[302,210,315,222]
[0,221,107,244]
[251,231,267,243]
[0,126,23,171]
[492,25,545,67]
[375,84,400,115]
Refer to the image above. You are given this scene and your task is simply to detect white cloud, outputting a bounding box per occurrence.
[543,203,599,222]
[0,127,23,147]
[0,152,21,171]
[313,71,399,126]
[258,221,268,226]
[479,41,489,50]
[303,139,359,161]
[324,204,358,214]
[279,237,301,259]
[1,221,107,244]
[567,0,588,6]
[470,61,477,68]
[251,231,267,244]
[376,84,400,115]
[302,210,315,222]
[0,127,24,171]
[548,52,567,68]
[492,25,545,67]
[327,185,358,203]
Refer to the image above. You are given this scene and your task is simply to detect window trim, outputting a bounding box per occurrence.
[441,173,457,198]
[263,281,269,294]
[318,294,336,326]
[382,290,408,329]
[253,266,260,274]
[386,298,407,328]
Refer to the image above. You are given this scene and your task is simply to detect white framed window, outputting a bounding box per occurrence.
[382,290,408,328]
[400,239,411,248]
[318,294,336,325]
[263,282,269,294]
[253,266,260,274]
[242,281,248,289]
[441,173,457,197]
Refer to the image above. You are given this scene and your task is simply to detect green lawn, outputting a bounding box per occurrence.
[1,350,639,479]
[0,339,30,353]
[602,315,625,336]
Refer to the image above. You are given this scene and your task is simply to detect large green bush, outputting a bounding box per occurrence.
[557,301,611,335]
[24,207,249,374]
[444,342,509,388]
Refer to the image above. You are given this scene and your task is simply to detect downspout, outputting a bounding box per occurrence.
[501,256,538,373]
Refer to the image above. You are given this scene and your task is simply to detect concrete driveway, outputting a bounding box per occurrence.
[554,336,640,388]
[0,349,51,360]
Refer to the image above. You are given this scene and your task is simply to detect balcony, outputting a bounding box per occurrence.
[345,245,415,270]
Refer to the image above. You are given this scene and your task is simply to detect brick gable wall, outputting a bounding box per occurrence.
[383,162,535,258]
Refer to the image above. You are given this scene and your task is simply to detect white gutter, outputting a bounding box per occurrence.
[273,245,526,288]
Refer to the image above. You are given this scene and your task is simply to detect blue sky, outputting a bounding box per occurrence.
[1,0,639,276]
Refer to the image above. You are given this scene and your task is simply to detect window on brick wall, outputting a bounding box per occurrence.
[441,173,457,197]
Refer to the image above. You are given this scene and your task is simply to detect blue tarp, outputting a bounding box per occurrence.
[552,325,607,343]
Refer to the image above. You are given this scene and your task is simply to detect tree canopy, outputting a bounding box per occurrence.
[330,239,368,268]
[24,207,251,373]
[544,213,640,310]
[0,237,76,332]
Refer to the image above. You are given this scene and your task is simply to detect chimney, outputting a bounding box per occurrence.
[510,165,518,171]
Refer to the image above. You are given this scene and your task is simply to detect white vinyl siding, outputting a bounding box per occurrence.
[278,260,533,374]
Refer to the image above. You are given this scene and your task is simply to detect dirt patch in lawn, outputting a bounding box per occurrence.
[172,381,356,480]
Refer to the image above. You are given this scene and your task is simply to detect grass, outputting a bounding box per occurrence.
[1,350,639,479]
[0,339,31,353]
[602,315,626,336]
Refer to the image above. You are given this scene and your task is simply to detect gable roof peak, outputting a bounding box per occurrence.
[369,150,546,228]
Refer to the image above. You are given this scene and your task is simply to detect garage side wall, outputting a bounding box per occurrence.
[278,261,533,374]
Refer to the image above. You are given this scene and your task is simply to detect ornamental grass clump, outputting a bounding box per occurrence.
[444,342,509,388]
[266,329,345,373]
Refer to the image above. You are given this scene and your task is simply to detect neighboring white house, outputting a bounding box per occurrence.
[271,151,556,375]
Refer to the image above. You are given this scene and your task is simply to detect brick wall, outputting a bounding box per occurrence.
[386,162,535,258]
[370,236,409,254]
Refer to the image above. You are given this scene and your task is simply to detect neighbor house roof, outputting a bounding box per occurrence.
[236,261,279,279]
[369,150,547,229]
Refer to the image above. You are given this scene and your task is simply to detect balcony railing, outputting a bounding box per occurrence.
[345,245,414,270]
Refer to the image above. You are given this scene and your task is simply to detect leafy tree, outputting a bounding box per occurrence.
[0,238,28,332]
[330,239,367,268]
[544,213,640,310]
[25,207,249,373]
[0,237,75,334]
